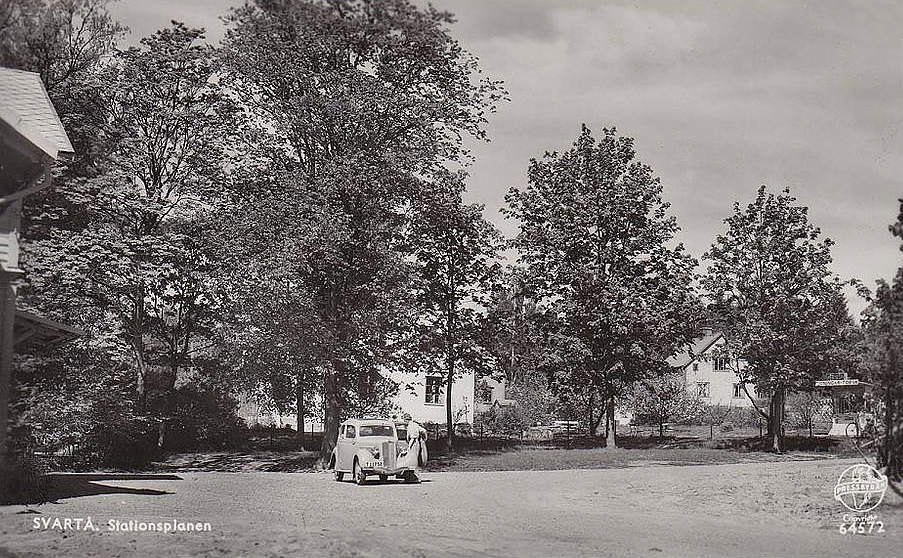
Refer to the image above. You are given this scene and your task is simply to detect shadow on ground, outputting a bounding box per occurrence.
[5,473,181,505]
[154,451,320,473]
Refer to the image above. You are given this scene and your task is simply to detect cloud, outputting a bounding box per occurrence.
[449,0,902,280]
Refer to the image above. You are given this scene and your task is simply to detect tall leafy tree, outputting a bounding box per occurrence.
[478,268,547,387]
[0,0,123,94]
[24,23,227,409]
[220,0,504,457]
[862,198,903,480]
[409,173,502,449]
[0,0,126,177]
[505,125,701,448]
[219,267,325,447]
[703,186,856,452]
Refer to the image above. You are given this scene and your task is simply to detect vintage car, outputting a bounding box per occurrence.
[330,418,417,485]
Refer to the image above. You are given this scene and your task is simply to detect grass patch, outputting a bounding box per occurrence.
[424,435,842,472]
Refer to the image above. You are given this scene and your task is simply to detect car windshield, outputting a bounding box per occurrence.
[395,425,408,441]
[359,425,394,437]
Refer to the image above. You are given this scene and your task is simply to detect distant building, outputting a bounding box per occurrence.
[668,331,757,407]
[474,376,510,415]
[389,369,476,425]
[235,391,324,433]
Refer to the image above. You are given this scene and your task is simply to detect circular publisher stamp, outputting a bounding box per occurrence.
[834,463,888,513]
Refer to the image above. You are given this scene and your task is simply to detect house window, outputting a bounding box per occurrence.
[696,382,710,398]
[733,383,744,398]
[714,357,730,371]
[425,376,443,405]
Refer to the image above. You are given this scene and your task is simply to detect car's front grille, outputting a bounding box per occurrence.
[381,441,396,469]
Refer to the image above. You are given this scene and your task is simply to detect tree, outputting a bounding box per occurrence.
[22,21,228,437]
[504,125,701,448]
[218,268,325,448]
[862,198,903,481]
[220,0,504,458]
[0,0,125,177]
[629,372,701,438]
[409,173,502,450]
[0,0,123,94]
[700,403,734,440]
[478,268,548,387]
[703,186,856,452]
[786,391,829,438]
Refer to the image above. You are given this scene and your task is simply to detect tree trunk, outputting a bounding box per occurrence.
[587,391,595,437]
[446,354,455,452]
[590,406,605,438]
[296,371,305,450]
[601,394,617,449]
[659,420,664,439]
[320,362,342,459]
[768,387,786,453]
[133,339,148,411]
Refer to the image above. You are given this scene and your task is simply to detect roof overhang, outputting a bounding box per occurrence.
[0,104,70,163]
[14,310,85,349]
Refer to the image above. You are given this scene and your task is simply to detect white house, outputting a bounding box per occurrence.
[668,331,757,407]
[234,368,508,433]
[389,369,477,425]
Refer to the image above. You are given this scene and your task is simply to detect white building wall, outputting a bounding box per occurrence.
[390,369,475,424]
[474,376,506,414]
[683,337,756,407]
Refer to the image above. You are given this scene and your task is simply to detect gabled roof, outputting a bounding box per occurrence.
[492,399,517,408]
[0,67,74,159]
[667,332,724,369]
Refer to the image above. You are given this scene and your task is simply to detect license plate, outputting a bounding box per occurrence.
[365,461,383,468]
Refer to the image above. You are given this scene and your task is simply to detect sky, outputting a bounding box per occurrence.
[109,0,903,317]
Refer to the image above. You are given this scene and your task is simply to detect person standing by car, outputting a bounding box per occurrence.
[399,413,427,481]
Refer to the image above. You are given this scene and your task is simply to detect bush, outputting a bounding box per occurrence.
[82,397,159,469]
[733,406,767,428]
[0,455,50,504]
[475,406,529,436]
[157,381,249,452]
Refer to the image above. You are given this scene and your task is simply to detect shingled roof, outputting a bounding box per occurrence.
[667,331,724,369]
[0,67,74,159]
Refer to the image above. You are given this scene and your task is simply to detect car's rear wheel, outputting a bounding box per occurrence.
[353,459,366,485]
[334,470,344,482]
[402,470,418,484]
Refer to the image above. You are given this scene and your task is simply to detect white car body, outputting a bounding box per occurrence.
[330,418,416,484]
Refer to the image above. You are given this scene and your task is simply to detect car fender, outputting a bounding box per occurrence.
[355,448,374,464]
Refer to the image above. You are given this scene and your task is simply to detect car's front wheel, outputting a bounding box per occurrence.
[353,459,366,485]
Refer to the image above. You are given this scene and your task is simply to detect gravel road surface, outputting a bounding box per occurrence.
[1,458,900,557]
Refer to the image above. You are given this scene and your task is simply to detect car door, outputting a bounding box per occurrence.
[335,424,347,471]
[338,424,357,471]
